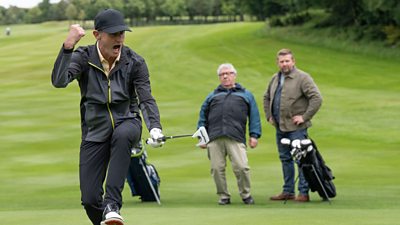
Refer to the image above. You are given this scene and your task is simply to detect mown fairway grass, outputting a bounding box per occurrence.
[0,22,399,225]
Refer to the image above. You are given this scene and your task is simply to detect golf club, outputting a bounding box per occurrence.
[146,126,209,147]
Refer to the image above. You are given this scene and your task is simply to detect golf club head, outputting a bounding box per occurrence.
[131,140,144,157]
[301,139,312,146]
[290,148,297,156]
[193,126,209,147]
[291,139,301,149]
[131,147,141,155]
[281,138,291,145]
[291,148,302,160]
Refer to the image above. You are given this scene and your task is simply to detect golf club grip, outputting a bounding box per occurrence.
[145,137,167,145]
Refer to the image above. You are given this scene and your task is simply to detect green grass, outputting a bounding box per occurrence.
[0,22,399,225]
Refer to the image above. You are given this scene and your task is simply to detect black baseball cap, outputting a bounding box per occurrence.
[94,9,132,33]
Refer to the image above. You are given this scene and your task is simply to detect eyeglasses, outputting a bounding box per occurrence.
[219,71,236,76]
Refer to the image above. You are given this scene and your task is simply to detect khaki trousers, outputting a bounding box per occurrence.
[207,137,251,200]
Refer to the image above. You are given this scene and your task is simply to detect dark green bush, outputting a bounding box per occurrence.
[383,25,400,46]
[269,17,284,27]
[284,12,311,26]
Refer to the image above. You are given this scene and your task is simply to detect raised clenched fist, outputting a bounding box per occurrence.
[63,24,86,50]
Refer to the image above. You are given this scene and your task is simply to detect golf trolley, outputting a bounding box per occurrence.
[281,138,336,203]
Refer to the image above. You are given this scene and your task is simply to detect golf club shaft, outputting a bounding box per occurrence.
[159,134,193,141]
[146,134,194,144]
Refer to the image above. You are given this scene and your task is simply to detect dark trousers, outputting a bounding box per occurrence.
[79,119,141,225]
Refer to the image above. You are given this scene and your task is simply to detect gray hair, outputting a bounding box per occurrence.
[217,63,237,76]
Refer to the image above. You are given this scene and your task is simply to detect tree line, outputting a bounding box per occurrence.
[1,0,399,45]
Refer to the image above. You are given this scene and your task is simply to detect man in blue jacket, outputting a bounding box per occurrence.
[197,63,261,205]
[51,9,164,225]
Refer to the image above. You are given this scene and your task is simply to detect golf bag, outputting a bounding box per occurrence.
[285,138,336,200]
[126,141,161,203]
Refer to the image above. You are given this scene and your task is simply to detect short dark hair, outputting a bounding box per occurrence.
[277,48,294,59]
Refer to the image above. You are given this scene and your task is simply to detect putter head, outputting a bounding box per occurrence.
[192,126,210,147]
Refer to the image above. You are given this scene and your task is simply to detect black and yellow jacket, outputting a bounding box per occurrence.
[51,44,161,142]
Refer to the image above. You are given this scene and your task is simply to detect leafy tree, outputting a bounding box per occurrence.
[363,0,400,25]
[234,0,247,21]
[66,3,78,22]
[124,0,146,25]
[246,0,268,21]
[319,0,365,26]
[221,0,235,17]
[24,7,42,24]
[154,0,167,18]
[186,0,215,21]
[143,0,157,22]
[221,0,246,21]
[108,0,125,12]
[48,0,69,21]
[7,6,26,24]
[264,0,288,17]
[0,6,6,24]
[93,0,113,12]
[161,0,187,21]
[70,0,93,20]
[38,0,52,22]
[211,0,222,19]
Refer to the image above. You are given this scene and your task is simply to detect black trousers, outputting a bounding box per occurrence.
[79,119,142,225]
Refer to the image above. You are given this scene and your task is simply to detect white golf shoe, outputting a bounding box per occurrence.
[100,203,124,225]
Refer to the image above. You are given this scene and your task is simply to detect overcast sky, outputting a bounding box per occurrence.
[0,0,60,8]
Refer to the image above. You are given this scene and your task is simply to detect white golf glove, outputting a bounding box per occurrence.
[148,128,165,148]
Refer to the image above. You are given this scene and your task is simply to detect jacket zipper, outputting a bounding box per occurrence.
[107,79,115,129]
[89,62,115,130]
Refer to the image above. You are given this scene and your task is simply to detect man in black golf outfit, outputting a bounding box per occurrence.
[51,9,164,225]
